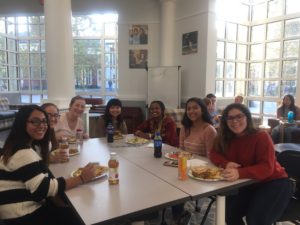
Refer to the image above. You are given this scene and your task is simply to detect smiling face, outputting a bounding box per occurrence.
[109,105,121,118]
[149,102,162,119]
[69,99,86,117]
[226,108,247,136]
[44,105,59,128]
[186,100,202,123]
[26,110,48,141]
[283,95,292,107]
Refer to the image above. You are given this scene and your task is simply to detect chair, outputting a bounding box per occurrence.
[274,150,300,224]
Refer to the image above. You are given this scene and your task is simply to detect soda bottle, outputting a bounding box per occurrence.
[106,123,115,143]
[153,132,162,158]
[288,111,294,123]
[178,152,188,180]
[108,152,119,185]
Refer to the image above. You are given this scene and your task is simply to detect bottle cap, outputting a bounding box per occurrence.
[110,152,117,159]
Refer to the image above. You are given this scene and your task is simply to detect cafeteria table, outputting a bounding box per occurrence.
[50,137,254,225]
[274,143,300,153]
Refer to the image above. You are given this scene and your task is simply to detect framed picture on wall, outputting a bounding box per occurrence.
[129,25,148,45]
[182,31,198,55]
[129,49,148,69]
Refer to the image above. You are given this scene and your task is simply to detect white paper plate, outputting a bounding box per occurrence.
[126,137,149,145]
[188,169,223,182]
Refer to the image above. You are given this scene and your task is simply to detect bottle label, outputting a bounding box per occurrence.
[178,154,187,180]
[109,168,119,183]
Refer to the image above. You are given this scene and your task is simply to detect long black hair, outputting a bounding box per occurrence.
[0,105,50,165]
[103,98,124,129]
[278,94,297,117]
[181,97,213,132]
[214,103,257,154]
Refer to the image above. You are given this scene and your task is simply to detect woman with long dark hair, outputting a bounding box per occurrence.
[97,98,128,137]
[180,97,217,156]
[0,105,97,225]
[210,103,293,225]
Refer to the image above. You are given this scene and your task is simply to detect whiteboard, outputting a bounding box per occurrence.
[147,66,181,109]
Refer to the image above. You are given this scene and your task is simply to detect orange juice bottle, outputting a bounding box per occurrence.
[178,153,188,180]
[108,152,119,185]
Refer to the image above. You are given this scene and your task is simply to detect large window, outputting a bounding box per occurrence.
[216,0,300,123]
[0,13,118,103]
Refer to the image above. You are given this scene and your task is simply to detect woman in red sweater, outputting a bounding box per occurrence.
[210,103,293,225]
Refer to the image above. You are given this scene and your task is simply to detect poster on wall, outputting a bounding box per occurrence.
[182,31,198,55]
[129,49,148,69]
[129,25,148,45]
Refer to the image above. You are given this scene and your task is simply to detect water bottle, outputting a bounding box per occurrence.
[106,123,115,143]
[153,132,162,158]
[288,111,294,123]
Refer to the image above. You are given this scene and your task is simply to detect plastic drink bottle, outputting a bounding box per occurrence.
[153,132,162,158]
[108,152,119,185]
[106,123,115,143]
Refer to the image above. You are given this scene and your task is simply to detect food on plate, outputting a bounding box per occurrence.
[166,151,193,160]
[69,148,79,155]
[67,137,76,143]
[126,136,148,144]
[72,165,108,178]
[191,166,223,180]
[114,131,124,140]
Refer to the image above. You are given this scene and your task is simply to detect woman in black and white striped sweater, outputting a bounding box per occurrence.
[0,105,97,225]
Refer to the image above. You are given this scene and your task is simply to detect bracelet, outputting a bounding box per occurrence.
[79,175,85,184]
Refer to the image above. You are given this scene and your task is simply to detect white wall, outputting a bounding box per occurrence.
[175,0,216,102]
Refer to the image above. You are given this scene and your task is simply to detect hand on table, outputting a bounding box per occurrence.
[134,130,151,139]
[50,149,69,163]
[80,163,99,183]
[226,162,241,169]
[222,167,239,181]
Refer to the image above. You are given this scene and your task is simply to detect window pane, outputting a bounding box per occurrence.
[235,81,245,95]
[286,0,300,14]
[105,40,116,52]
[8,52,16,65]
[31,80,40,90]
[238,25,248,42]
[248,80,261,96]
[264,81,279,97]
[266,42,280,59]
[263,102,277,115]
[31,67,40,79]
[237,44,247,60]
[0,79,8,91]
[267,22,282,40]
[19,66,29,78]
[216,41,224,58]
[0,36,6,49]
[20,79,30,90]
[30,54,41,65]
[224,81,234,97]
[265,61,280,78]
[17,24,28,37]
[226,23,237,41]
[0,19,5,34]
[251,25,265,42]
[268,0,284,18]
[7,22,15,36]
[19,53,29,65]
[216,20,225,39]
[9,66,17,78]
[285,18,300,38]
[30,40,40,52]
[216,61,224,78]
[282,60,298,78]
[28,24,40,37]
[250,44,264,60]
[225,62,235,79]
[252,3,266,21]
[226,43,236,60]
[281,80,296,96]
[249,63,262,78]
[21,94,30,103]
[32,94,41,103]
[236,63,246,78]
[7,38,16,51]
[0,66,7,78]
[105,53,116,66]
[0,50,7,64]
[283,39,299,58]
[9,79,18,91]
[248,100,261,114]
[215,81,223,97]
[18,40,28,52]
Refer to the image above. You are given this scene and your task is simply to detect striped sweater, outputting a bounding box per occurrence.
[0,148,66,220]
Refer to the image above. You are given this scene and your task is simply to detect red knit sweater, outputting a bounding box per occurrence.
[209,131,287,181]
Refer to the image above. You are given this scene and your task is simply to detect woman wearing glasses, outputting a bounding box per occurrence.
[55,95,89,141]
[209,103,293,225]
[0,105,97,225]
[41,103,68,163]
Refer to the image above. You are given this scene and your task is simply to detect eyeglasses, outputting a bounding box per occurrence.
[226,114,245,122]
[27,118,48,127]
[47,113,60,118]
